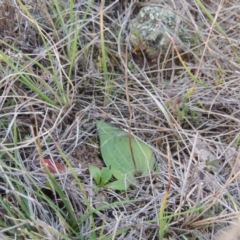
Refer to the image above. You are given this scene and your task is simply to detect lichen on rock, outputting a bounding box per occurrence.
[129,6,190,58]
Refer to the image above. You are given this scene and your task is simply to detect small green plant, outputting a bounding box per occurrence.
[96,121,155,190]
[89,165,130,191]
[169,88,201,128]
[89,165,112,188]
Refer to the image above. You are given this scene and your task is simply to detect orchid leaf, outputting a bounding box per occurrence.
[89,165,101,185]
[106,180,130,191]
[100,167,112,186]
[96,121,155,184]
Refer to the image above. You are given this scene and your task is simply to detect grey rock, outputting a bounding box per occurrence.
[129,6,190,58]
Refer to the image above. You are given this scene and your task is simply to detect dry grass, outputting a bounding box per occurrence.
[0,0,240,239]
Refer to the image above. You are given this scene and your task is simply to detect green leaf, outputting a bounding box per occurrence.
[96,121,155,182]
[89,165,101,185]
[106,180,130,191]
[100,167,112,186]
